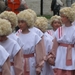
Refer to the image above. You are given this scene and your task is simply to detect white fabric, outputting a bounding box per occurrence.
[54,25,75,70]
[0,38,21,75]
[72,20,75,26]
[18,31,41,75]
[8,33,24,48]
[18,31,41,54]
[41,32,54,75]
[29,27,43,38]
[0,45,9,72]
[47,29,55,39]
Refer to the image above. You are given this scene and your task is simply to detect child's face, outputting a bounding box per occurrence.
[60,14,70,24]
[52,20,61,31]
[18,20,28,31]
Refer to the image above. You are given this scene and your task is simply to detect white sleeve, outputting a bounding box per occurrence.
[35,33,41,45]
[17,37,24,48]
[12,42,21,57]
[0,45,9,66]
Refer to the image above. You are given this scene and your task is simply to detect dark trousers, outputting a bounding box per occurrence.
[53,9,60,15]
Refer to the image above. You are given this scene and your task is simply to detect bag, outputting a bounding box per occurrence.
[54,4,60,11]
[17,4,25,11]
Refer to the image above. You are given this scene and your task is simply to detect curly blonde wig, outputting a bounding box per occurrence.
[24,9,37,23]
[71,3,75,8]
[34,17,48,32]
[49,15,62,26]
[60,7,75,22]
[17,10,34,28]
[0,18,12,36]
[0,11,18,31]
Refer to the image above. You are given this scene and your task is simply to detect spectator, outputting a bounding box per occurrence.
[6,0,28,13]
[51,0,63,15]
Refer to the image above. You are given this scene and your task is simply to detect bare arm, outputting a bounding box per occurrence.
[47,38,58,65]
[14,49,24,75]
[2,58,11,75]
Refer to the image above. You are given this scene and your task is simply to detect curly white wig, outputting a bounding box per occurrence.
[49,15,62,26]
[34,17,48,32]
[0,11,18,31]
[71,3,75,8]
[0,18,12,36]
[24,9,37,23]
[60,7,75,22]
[17,10,34,28]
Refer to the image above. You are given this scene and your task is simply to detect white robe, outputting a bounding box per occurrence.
[54,25,75,70]
[47,29,55,39]
[29,27,43,38]
[41,32,54,75]
[0,45,9,72]
[18,31,41,75]
[0,38,21,75]
[8,32,23,48]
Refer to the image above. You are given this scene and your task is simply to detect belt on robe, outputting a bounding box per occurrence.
[23,53,34,74]
[59,43,74,66]
[11,62,14,66]
[23,53,34,58]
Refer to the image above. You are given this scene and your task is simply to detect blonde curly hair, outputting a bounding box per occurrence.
[17,10,34,28]
[34,17,48,32]
[60,7,75,22]
[71,6,75,13]
[0,11,17,31]
[0,18,12,36]
[24,9,37,23]
[49,15,62,26]
[71,3,75,8]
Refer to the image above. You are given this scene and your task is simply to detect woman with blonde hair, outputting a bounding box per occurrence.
[47,7,75,75]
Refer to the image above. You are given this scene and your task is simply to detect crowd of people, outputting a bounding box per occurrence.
[0,0,75,75]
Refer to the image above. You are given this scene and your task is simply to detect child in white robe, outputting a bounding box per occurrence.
[0,45,11,75]
[17,10,46,75]
[16,9,43,38]
[47,15,62,38]
[0,11,23,48]
[48,7,75,75]
[0,19,23,75]
[34,16,54,75]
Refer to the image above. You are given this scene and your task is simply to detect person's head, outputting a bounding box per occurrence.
[49,15,62,31]
[0,11,18,31]
[17,10,34,32]
[34,17,48,33]
[0,18,12,42]
[24,9,37,23]
[60,7,75,25]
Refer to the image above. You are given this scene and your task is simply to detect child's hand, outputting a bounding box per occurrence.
[47,54,55,66]
[36,67,41,75]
